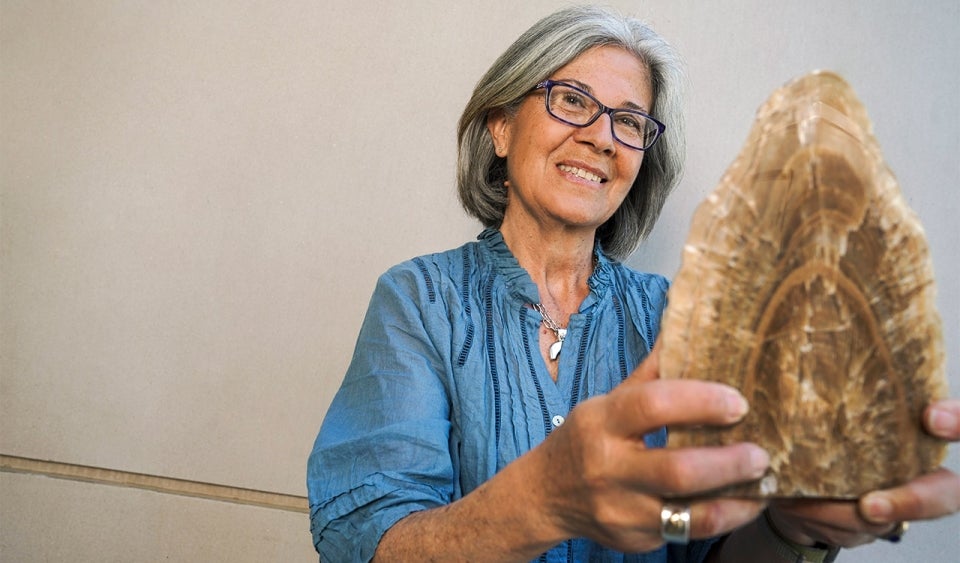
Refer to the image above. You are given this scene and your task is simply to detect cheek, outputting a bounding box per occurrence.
[508,133,553,182]
[618,155,644,192]
[632,153,645,176]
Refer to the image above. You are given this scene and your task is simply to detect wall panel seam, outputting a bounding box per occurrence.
[0,454,309,514]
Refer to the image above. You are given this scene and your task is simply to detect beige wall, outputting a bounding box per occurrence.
[2,0,957,560]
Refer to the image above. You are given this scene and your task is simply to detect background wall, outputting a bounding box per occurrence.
[2,0,957,560]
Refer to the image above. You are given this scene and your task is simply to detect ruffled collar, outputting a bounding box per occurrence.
[477,228,613,310]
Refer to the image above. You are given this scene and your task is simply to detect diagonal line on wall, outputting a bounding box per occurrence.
[0,453,309,514]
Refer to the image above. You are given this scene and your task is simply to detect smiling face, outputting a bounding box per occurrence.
[487,46,653,237]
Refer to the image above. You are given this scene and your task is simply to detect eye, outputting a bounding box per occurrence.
[615,113,644,132]
[558,90,588,109]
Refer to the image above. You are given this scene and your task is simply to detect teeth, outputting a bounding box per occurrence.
[559,164,604,183]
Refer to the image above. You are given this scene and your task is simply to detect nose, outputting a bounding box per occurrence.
[573,111,617,154]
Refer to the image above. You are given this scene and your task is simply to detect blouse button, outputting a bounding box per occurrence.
[552,415,565,427]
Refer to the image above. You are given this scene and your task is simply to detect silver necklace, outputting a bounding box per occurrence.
[532,303,567,360]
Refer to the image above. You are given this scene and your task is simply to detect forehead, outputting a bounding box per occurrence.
[551,46,653,108]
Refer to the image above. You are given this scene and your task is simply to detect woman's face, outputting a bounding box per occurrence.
[488,46,653,235]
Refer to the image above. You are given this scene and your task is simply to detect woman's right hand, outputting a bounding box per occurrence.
[532,345,770,552]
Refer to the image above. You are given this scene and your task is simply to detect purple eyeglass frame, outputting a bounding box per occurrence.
[533,79,666,151]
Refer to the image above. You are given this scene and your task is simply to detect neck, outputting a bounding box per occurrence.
[499,220,596,320]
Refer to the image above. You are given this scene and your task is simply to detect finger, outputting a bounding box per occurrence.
[607,442,769,497]
[607,378,749,435]
[579,493,764,553]
[924,399,960,441]
[688,497,767,540]
[772,499,891,545]
[860,468,960,524]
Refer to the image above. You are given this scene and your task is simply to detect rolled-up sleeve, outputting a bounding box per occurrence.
[307,266,453,561]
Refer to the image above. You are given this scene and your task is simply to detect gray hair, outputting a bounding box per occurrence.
[456,5,685,259]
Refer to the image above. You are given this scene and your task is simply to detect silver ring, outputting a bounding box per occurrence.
[660,503,691,544]
[881,521,909,543]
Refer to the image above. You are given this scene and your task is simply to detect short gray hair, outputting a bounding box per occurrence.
[456,5,685,259]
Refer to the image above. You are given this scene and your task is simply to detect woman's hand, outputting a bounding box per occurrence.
[765,399,960,548]
[374,345,774,562]
[532,346,771,553]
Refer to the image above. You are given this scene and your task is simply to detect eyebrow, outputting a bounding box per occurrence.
[556,78,651,113]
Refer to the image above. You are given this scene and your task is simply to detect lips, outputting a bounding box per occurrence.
[558,163,607,184]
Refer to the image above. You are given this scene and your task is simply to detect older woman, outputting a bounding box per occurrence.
[307,6,959,562]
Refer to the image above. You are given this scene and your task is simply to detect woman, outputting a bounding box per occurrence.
[308,6,960,562]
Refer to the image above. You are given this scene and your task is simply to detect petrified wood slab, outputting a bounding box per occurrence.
[661,71,947,498]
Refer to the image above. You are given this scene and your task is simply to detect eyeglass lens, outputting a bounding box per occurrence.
[546,83,661,150]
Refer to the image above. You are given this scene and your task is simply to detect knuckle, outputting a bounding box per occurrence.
[592,502,629,531]
[892,487,925,516]
[695,503,727,537]
[592,505,664,554]
[580,460,612,493]
[635,386,670,422]
[659,455,697,492]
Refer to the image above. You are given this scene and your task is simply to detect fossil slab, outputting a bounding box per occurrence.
[661,71,947,498]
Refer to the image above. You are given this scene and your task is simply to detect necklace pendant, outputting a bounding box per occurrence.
[549,340,563,360]
[548,328,567,360]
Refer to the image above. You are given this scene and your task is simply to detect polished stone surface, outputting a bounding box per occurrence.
[661,71,947,498]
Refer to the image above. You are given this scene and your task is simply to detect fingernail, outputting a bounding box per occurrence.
[862,493,893,522]
[728,392,749,419]
[928,407,957,436]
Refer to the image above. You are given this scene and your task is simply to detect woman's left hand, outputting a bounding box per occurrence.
[767,399,960,548]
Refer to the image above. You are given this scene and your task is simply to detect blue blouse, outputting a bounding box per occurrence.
[307,229,717,562]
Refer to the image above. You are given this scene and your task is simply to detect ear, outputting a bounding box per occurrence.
[486,108,511,158]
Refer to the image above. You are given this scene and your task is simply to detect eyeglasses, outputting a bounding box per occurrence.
[532,80,665,151]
